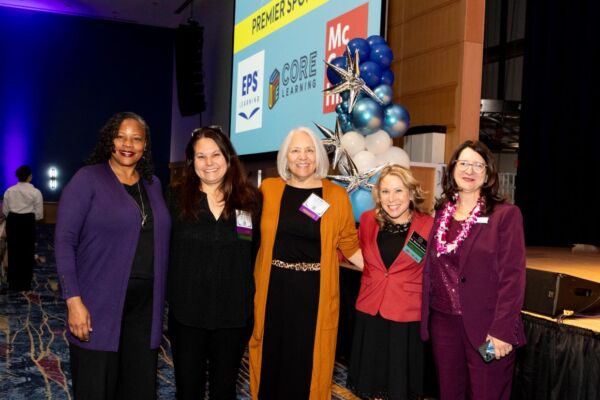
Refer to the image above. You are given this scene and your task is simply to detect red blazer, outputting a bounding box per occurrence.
[421,203,527,349]
[355,210,434,322]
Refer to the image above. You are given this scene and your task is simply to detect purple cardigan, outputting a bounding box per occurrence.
[55,163,171,351]
[421,203,526,349]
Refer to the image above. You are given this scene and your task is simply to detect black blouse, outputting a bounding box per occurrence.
[123,182,154,279]
[273,185,322,263]
[376,221,410,269]
[167,190,261,329]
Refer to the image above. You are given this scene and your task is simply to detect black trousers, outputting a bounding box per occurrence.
[168,313,251,400]
[69,278,158,400]
[5,212,35,291]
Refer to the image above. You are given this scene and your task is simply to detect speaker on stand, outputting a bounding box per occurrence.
[175,21,206,116]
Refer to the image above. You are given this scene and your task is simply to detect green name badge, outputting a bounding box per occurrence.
[403,231,427,263]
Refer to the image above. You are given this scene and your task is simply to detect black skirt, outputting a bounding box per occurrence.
[347,311,425,400]
[258,266,320,400]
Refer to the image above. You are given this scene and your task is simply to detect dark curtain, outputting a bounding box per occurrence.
[512,315,600,400]
[515,0,600,246]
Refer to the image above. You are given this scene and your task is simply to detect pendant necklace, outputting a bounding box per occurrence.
[134,181,148,227]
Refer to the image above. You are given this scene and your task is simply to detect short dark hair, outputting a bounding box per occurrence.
[87,112,154,182]
[16,165,32,182]
[438,140,504,214]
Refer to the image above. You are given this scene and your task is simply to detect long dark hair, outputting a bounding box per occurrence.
[87,112,154,182]
[437,140,504,215]
[174,126,260,220]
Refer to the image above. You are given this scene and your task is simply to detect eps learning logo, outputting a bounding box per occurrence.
[235,50,265,133]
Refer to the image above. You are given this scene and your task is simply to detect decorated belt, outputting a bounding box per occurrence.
[272,259,320,272]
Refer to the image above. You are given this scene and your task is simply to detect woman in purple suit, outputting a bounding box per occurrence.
[55,112,171,399]
[421,140,526,400]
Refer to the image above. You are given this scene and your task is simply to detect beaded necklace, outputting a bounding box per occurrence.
[434,196,484,257]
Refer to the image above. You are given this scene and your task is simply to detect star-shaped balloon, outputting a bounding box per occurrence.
[328,161,388,193]
[314,119,346,170]
[324,46,383,112]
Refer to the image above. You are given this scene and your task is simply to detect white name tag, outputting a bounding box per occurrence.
[235,210,252,229]
[476,217,489,224]
[299,193,330,221]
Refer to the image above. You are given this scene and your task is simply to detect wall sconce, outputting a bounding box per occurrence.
[48,166,58,190]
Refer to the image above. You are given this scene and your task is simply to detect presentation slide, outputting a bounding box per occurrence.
[230,0,385,155]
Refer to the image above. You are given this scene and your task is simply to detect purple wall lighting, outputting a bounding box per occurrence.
[1,116,28,193]
[0,1,93,17]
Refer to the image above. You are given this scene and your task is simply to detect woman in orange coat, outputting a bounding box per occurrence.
[347,165,434,400]
[249,127,364,400]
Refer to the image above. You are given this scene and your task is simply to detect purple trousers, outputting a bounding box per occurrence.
[430,310,516,400]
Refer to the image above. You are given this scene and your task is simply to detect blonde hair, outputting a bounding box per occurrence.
[372,164,427,227]
[276,127,330,180]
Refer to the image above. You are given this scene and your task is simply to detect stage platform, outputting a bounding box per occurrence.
[524,246,600,333]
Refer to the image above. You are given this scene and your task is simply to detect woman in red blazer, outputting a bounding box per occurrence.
[347,165,434,400]
[421,140,526,400]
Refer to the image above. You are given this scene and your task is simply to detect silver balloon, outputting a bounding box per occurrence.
[324,46,383,113]
[314,118,346,170]
[328,161,388,194]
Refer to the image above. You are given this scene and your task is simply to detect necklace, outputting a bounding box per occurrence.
[434,197,484,256]
[134,181,148,227]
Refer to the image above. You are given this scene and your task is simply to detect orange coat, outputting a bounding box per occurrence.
[355,210,434,322]
[249,177,360,399]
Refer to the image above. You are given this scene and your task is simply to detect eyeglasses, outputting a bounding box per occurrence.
[455,160,486,174]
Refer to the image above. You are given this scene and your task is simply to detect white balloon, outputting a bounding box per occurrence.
[365,130,393,155]
[352,151,377,173]
[340,131,366,157]
[375,146,410,168]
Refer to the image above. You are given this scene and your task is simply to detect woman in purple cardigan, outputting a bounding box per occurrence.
[55,112,171,399]
[421,140,526,400]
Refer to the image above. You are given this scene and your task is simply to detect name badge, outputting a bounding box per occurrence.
[476,217,489,224]
[299,193,330,221]
[402,231,427,263]
[236,209,252,241]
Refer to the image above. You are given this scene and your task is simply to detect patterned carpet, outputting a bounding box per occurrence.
[0,225,358,399]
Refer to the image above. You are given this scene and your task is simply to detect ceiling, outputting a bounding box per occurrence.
[0,0,198,28]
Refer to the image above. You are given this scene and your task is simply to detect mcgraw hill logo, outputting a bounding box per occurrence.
[323,3,369,113]
[236,50,265,133]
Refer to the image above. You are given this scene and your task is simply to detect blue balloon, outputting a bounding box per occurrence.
[351,97,383,134]
[340,90,350,100]
[338,112,352,125]
[368,172,381,185]
[367,35,386,48]
[373,84,393,106]
[341,121,354,133]
[336,100,349,114]
[350,188,374,222]
[369,43,394,69]
[326,56,347,85]
[348,37,370,61]
[359,61,382,88]
[383,104,410,138]
[380,69,395,86]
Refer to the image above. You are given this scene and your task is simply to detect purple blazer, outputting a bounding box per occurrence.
[421,203,526,349]
[55,163,171,351]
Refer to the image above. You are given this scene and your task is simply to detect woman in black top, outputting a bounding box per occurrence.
[167,126,261,399]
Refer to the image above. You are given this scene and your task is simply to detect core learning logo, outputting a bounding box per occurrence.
[236,50,265,133]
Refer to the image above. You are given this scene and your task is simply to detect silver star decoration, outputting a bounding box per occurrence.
[324,46,383,113]
[328,161,388,194]
[314,119,346,170]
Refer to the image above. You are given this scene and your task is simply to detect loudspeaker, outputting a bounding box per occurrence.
[524,268,600,316]
[175,23,206,116]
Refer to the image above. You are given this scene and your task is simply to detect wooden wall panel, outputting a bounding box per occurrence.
[387,0,484,162]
